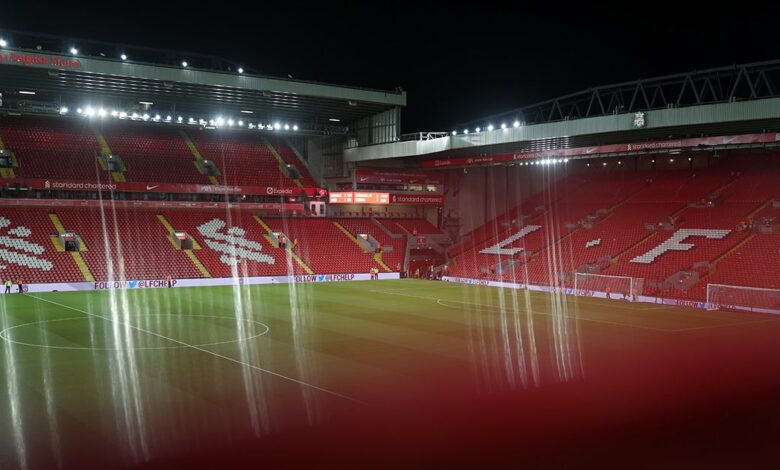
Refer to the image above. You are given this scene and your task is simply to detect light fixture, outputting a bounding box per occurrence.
[59,106,69,115]
[238,120,244,126]
[475,127,481,132]
[18,90,36,95]
[76,107,83,114]
[274,122,281,130]
[165,115,172,121]
[487,124,494,131]
[513,121,520,128]
[293,124,298,131]
[120,53,127,61]
[84,107,95,117]
[283,124,290,130]
[215,117,225,126]
[98,109,108,118]
[154,114,161,121]
[618,161,622,165]
[138,101,153,106]
[177,116,184,122]
[452,130,457,136]
[110,110,118,117]
[227,119,234,126]
[142,113,150,121]
[119,111,128,119]
[328,118,341,122]
[70,47,78,55]
[463,129,469,134]
[181,60,188,67]
[240,110,253,114]
[0,39,7,48]
[501,123,507,129]
[603,162,607,166]
[237,67,244,74]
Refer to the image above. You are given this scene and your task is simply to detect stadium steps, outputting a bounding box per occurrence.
[371,217,398,237]
[333,222,368,252]
[333,221,390,272]
[254,216,314,274]
[394,222,411,235]
[180,131,220,185]
[49,213,95,282]
[94,130,127,182]
[156,214,211,278]
[373,253,392,272]
[261,137,304,189]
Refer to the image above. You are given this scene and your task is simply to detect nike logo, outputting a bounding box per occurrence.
[585,147,597,154]
[359,177,368,182]
[723,137,737,144]
[146,185,160,190]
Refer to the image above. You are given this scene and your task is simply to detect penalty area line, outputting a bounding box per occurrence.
[23,294,366,405]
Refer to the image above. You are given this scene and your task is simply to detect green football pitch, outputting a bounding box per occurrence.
[1,279,779,468]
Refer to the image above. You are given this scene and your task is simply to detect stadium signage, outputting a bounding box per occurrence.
[94,279,178,290]
[388,194,444,205]
[293,274,357,283]
[0,198,303,211]
[422,132,779,168]
[14,178,320,197]
[0,51,81,69]
[354,169,443,185]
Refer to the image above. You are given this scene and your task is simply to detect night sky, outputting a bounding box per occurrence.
[4,1,780,132]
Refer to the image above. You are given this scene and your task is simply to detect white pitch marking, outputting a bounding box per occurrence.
[23,294,365,404]
[0,314,270,351]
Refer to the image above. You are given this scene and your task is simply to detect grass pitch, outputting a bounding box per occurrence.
[1,279,779,468]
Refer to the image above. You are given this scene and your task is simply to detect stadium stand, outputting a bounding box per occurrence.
[0,207,84,283]
[101,125,210,184]
[0,117,104,180]
[55,208,205,281]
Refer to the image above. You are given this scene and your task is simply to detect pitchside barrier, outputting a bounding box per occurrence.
[441,276,780,314]
[706,284,780,315]
[18,273,401,294]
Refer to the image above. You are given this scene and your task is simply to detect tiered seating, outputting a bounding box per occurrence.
[103,126,209,184]
[265,218,382,274]
[394,218,442,234]
[0,117,104,180]
[163,210,302,277]
[0,207,83,283]
[335,218,405,271]
[191,133,293,187]
[55,208,204,281]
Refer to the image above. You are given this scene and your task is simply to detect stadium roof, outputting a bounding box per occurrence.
[0,31,405,133]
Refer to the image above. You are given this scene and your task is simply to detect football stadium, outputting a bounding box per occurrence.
[1,19,780,468]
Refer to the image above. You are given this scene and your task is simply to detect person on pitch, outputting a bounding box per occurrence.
[4,279,12,294]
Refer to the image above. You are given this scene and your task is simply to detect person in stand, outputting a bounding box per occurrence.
[293,238,299,250]
[166,275,173,288]
[412,227,418,236]
[4,279,12,294]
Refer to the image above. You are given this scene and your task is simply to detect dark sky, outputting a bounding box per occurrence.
[4,1,780,133]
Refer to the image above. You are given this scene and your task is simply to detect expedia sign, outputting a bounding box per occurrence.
[266,187,294,195]
[293,274,356,283]
[94,279,177,290]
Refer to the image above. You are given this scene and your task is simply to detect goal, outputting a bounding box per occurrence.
[706,284,780,314]
[573,273,644,299]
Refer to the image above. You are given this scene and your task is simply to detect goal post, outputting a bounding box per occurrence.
[573,273,644,299]
[706,284,780,314]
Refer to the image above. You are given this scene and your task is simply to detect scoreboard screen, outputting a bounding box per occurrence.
[329,192,389,204]
[328,192,354,204]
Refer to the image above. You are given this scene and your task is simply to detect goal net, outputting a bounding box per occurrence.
[706,284,780,314]
[573,273,644,299]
